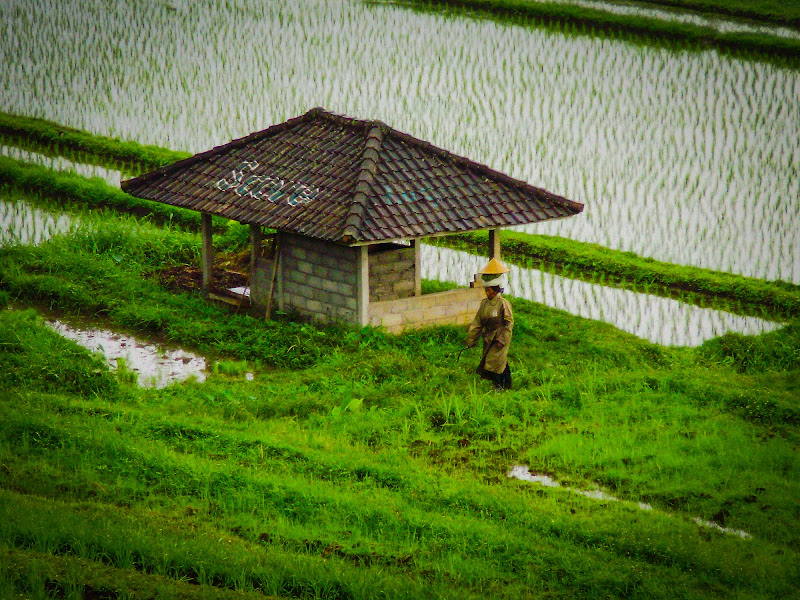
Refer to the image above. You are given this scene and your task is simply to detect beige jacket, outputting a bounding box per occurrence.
[466,294,513,374]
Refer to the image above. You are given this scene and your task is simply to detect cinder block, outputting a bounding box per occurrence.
[306,299,324,313]
[295,283,313,299]
[320,278,340,293]
[422,306,449,321]
[388,299,411,313]
[378,313,403,328]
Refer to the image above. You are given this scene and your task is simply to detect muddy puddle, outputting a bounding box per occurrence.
[508,465,751,539]
[46,318,207,388]
[423,245,783,347]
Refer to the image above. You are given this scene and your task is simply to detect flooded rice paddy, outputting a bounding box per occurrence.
[45,318,207,388]
[507,464,752,538]
[1,146,123,187]
[422,245,782,346]
[529,0,800,39]
[1,0,798,283]
[0,197,75,247]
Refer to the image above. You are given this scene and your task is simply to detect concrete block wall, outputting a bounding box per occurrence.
[250,254,275,309]
[368,245,416,302]
[277,233,360,323]
[369,287,484,334]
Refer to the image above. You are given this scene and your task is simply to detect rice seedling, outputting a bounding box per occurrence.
[422,244,784,345]
[0,0,797,284]
[0,195,75,248]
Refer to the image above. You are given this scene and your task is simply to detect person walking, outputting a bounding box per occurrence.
[465,258,513,391]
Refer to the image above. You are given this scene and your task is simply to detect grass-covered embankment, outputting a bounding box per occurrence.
[4,142,797,321]
[624,0,800,28]
[0,156,214,232]
[0,111,189,176]
[433,230,800,320]
[1,204,799,598]
[398,0,800,62]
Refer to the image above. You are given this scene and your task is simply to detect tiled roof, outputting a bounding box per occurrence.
[121,108,583,244]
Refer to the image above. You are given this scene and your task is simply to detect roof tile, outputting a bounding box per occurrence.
[122,108,583,244]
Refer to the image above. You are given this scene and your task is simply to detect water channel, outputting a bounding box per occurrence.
[507,465,752,538]
[1,146,123,188]
[2,0,797,283]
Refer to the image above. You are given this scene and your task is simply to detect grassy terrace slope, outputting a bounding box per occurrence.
[396,0,800,61]
[619,0,800,27]
[0,111,190,176]
[0,199,799,598]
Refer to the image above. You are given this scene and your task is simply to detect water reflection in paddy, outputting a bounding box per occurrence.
[525,0,800,40]
[422,245,782,347]
[46,318,206,389]
[1,146,123,187]
[0,197,74,247]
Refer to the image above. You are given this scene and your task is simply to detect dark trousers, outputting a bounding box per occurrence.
[492,364,512,390]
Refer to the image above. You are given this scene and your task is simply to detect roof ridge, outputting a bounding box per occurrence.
[341,122,385,243]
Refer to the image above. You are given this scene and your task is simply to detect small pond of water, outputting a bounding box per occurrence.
[45,318,207,388]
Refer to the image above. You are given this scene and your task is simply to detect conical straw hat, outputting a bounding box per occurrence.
[478,258,510,275]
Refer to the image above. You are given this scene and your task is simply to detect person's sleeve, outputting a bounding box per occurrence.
[495,299,514,347]
[465,303,484,348]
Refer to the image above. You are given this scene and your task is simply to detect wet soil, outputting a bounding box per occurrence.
[157,264,248,293]
[156,250,251,294]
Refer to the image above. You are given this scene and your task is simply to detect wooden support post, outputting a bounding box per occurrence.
[413,237,421,296]
[357,246,369,326]
[201,212,213,292]
[265,232,281,320]
[488,228,501,260]
[250,223,263,273]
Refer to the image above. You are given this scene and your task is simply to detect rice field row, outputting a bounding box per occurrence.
[0,0,797,284]
[422,245,782,345]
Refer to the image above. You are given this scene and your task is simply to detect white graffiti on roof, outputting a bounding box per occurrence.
[215,161,320,207]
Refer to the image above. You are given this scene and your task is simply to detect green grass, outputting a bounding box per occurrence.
[0,155,204,231]
[623,0,800,27]
[432,230,800,320]
[396,0,800,62]
[1,207,798,597]
[0,111,189,175]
